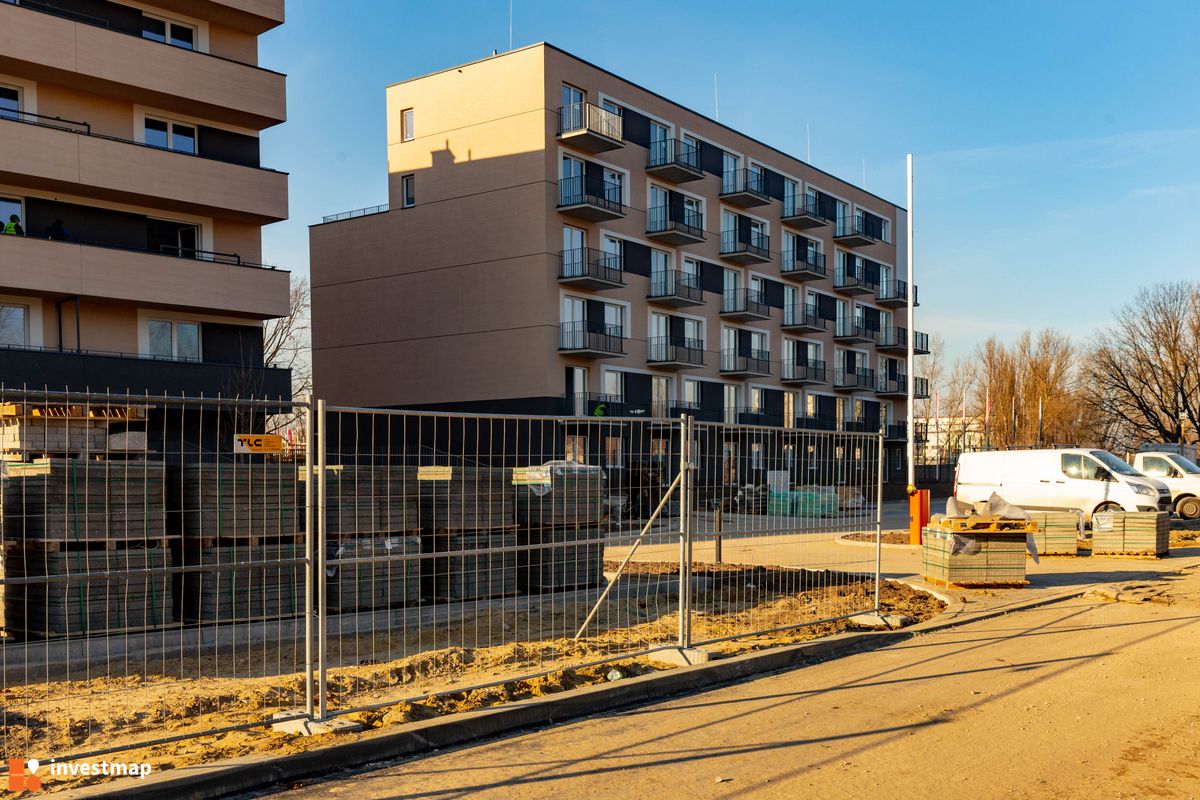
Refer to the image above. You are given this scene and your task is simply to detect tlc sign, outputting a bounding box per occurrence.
[233,434,286,455]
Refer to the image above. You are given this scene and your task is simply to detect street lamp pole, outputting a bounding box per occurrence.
[906,154,916,492]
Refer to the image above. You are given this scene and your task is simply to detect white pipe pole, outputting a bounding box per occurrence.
[906,153,916,491]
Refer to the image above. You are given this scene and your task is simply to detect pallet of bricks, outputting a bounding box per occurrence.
[419,465,516,602]
[1028,511,1081,556]
[514,462,606,594]
[0,459,174,638]
[174,463,304,623]
[922,515,1032,588]
[1091,511,1169,558]
[325,465,421,612]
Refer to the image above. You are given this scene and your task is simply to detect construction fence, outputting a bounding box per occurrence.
[0,388,884,766]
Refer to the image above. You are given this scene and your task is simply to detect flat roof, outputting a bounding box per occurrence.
[387,42,906,212]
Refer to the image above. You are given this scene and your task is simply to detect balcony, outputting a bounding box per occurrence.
[834,319,878,345]
[735,407,783,427]
[719,229,771,265]
[720,289,771,321]
[0,345,291,398]
[558,247,624,289]
[833,369,876,392]
[876,278,912,308]
[834,216,889,247]
[781,249,827,282]
[561,393,650,418]
[884,423,908,441]
[719,169,771,208]
[646,138,704,183]
[781,360,826,385]
[647,337,705,369]
[914,331,931,355]
[833,267,878,296]
[646,206,705,245]
[877,327,909,354]
[0,0,286,129]
[782,304,828,334]
[558,321,624,358]
[842,418,882,434]
[781,196,831,230]
[0,112,287,223]
[914,376,931,398]
[647,270,704,307]
[720,349,771,377]
[671,401,723,423]
[876,375,909,397]
[557,102,623,152]
[0,234,289,318]
[557,175,624,221]
[795,413,838,432]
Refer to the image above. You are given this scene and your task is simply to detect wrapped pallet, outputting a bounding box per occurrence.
[922,524,1029,587]
[426,529,517,601]
[177,541,305,621]
[325,535,421,611]
[518,524,605,593]
[1092,511,1169,557]
[326,465,420,537]
[417,466,513,531]
[514,462,604,527]
[175,464,303,540]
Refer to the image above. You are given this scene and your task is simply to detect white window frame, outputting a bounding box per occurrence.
[401,174,415,208]
[400,108,414,142]
[0,300,30,348]
[143,115,198,154]
[147,318,202,362]
[140,11,203,52]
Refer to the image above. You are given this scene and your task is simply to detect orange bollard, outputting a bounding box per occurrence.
[909,488,930,545]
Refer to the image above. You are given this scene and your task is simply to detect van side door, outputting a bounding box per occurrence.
[1058,453,1109,513]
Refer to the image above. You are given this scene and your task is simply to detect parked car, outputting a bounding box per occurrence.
[1129,451,1200,519]
[954,448,1171,520]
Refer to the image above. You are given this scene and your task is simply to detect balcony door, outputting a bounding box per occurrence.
[0,85,19,121]
[562,225,585,277]
[649,120,669,164]
[560,155,584,204]
[683,317,703,348]
[649,312,668,361]
[650,248,670,295]
[723,384,739,425]
[722,153,739,193]
[567,366,588,415]
[562,296,585,349]
[649,185,668,230]
[651,375,671,418]
[562,83,583,108]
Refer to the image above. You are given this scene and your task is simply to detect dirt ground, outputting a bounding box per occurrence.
[269,564,1200,800]
[841,531,911,545]
[11,569,941,794]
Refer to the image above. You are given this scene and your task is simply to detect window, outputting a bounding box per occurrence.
[649,248,670,290]
[651,438,670,458]
[401,175,415,208]
[0,85,18,121]
[142,15,196,50]
[603,303,625,336]
[0,196,22,228]
[683,317,703,346]
[603,167,624,203]
[147,218,200,258]
[651,376,671,418]
[749,386,763,413]
[601,99,623,117]
[401,108,414,142]
[723,268,739,298]
[722,152,739,193]
[783,178,799,216]
[562,84,584,107]
[783,392,797,428]
[723,384,739,424]
[602,370,625,401]
[562,225,586,275]
[1061,453,1104,481]
[748,330,766,354]
[723,441,738,483]
[605,436,624,467]
[0,303,27,347]
[751,442,763,470]
[682,258,701,288]
[148,320,200,361]
[565,435,586,463]
[683,379,701,406]
[145,117,196,154]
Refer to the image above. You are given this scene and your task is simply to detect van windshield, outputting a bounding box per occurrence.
[1090,450,1141,477]
[1169,454,1200,475]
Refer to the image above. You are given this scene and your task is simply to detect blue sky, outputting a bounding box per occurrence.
[260,0,1200,363]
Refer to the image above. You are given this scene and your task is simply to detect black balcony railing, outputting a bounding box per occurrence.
[2,230,281,270]
[558,175,623,214]
[781,248,827,277]
[914,376,931,397]
[721,288,770,317]
[783,303,826,329]
[322,203,389,224]
[735,407,784,427]
[782,360,826,382]
[646,206,703,239]
[833,266,879,292]
[0,106,274,171]
[877,326,908,348]
[877,278,909,303]
[719,229,770,259]
[647,138,701,172]
[877,375,908,394]
[885,423,908,440]
[782,194,831,221]
[834,368,876,389]
[648,269,704,302]
[558,102,623,141]
[835,319,879,341]
[720,348,771,374]
[559,247,624,284]
[720,168,770,200]
[914,331,931,353]
[796,413,838,431]
[559,321,624,354]
[836,215,890,244]
[647,337,704,366]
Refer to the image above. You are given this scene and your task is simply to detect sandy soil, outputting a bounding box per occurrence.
[269,565,1200,800]
[841,531,911,545]
[12,570,942,794]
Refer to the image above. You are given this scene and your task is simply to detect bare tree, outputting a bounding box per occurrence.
[1081,282,1200,453]
[264,276,312,401]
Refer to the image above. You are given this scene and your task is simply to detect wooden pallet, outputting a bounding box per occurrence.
[185,533,306,548]
[2,536,177,551]
[936,515,1039,533]
[924,576,1029,589]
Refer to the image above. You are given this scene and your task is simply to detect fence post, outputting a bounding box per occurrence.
[316,398,329,720]
[678,415,693,649]
[303,396,315,719]
[874,431,885,611]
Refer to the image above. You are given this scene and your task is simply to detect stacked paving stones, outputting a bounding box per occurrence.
[176,464,304,540]
[1091,511,1170,557]
[177,541,305,622]
[515,464,606,593]
[327,466,420,537]
[420,467,517,601]
[922,527,1028,586]
[0,417,107,461]
[325,535,421,612]
[1028,511,1081,556]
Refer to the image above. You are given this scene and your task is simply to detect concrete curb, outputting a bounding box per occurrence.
[67,587,1086,800]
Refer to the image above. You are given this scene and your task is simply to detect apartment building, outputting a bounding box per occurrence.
[0,0,290,398]
[311,43,928,477]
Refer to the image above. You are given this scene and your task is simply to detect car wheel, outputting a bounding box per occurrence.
[1177,496,1200,520]
[1094,502,1123,515]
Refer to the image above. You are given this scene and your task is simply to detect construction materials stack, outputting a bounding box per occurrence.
[325,465,421,612]
[0,459,175,638]
[1091,511,1170,557]
[515,462,606,593]
[174,464,305,623]
[1028,511,1081,556]
[420,466,516,602]
[922,495,1033,588]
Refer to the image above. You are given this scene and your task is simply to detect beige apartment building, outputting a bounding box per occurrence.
[311,43,928,476]
[0,0,290,398]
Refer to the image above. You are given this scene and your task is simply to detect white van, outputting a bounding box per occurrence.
[954,448,1171,520]
[1130,451,1200,519]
